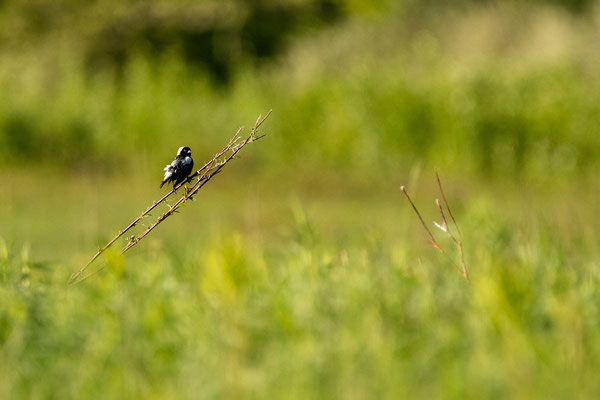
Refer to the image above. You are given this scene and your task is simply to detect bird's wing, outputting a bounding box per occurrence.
[163,160,178,180]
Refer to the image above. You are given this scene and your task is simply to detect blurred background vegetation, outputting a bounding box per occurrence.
[1,0,599,178]
[1,0,600,399]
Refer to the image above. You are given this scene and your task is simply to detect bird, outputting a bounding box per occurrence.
[160,146,194,188]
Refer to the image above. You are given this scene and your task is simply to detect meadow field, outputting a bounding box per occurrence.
[1,1,600,399]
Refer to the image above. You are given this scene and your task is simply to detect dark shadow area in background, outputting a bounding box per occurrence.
[85,1,343,84]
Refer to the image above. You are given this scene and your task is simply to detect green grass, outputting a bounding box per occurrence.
[1,169,599,399]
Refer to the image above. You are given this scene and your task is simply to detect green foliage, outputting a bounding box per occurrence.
[0,183,599,399]
[1,20,600,179]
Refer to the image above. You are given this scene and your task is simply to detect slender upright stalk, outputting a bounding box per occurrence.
[400,174,468,281]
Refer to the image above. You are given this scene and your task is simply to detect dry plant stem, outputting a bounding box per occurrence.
[400,183,468,280]
[436,171,461,238]
[456,242,468,280]
[121,128,258,253]
[435,199,449,234]
[68,159,216,284]
[69,110,271,285]
[70,161,215,282]
[68,136,243,284]
[400,186,442,252]
[435,172,468,280]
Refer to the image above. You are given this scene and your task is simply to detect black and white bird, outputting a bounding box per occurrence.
[160,146,194,188]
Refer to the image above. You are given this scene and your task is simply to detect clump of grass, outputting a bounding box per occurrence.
[68,110,272,285]
[400,172,468,280]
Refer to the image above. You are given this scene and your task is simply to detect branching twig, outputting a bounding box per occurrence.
[435,171,468,280]
[400,173,468,280]
[69,110,272,285]
[120,112,270,254]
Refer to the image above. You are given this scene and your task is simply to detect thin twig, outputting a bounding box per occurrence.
[69,110,272,285]
[436,171,461,238]
[400,186,442,253]
[69,151,222,284]
[400,178,468,280]
[120,111,271,254]
[435,172,468,279]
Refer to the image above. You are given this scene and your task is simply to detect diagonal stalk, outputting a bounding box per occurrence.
[69,110,271,285]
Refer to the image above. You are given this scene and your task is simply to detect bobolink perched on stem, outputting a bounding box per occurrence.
[160,146,194,188]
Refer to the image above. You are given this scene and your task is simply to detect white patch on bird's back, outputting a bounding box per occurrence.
[163,164,173,180]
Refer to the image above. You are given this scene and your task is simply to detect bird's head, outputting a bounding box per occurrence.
[177,146,192,157]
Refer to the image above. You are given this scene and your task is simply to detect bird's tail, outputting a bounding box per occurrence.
[160,180,166,188]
